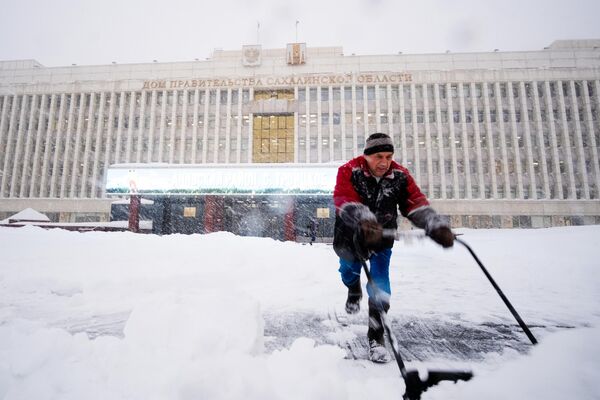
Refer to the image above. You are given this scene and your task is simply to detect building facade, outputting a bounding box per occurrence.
[1,40,599,230]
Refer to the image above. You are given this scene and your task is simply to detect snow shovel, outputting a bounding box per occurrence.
[353,236,473,400]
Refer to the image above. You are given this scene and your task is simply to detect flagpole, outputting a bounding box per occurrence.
[257,21,260,44]
[295,20,299,42]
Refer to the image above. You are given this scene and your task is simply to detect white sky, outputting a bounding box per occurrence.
[1,0,600,67]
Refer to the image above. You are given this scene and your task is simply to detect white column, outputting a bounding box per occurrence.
[569,80,590,198]
[434,83,446,198]
[557,81,577,198]
[362,86,369,152]
[69,93,91,198]
[91,92,106,198]
[236,88,243,163]
[247,87,254,163]
[114,91,126,164]
[519,82,537,199]
[9,95,29,197]
[213,89,221,163]
[471,83,485,199]
[316,87,323,163]
[447,84,459,198]
[329,86,334,162]
[168,91,178,163]
[58,93,77,198]
[0,95,20,197]
[191,89,200,163]
[39,94,56,197]
[495,82,511,198]
[410,84,420,182]
[202,89,210,163]
[458,83,472,198]
[30,95,48,198]
[224,88,231,164]
[544,81,563,199]
[423,84,433,195]
[507,82,524,199]
[20,94,39,197]
[100,92,116,196]
[351,85,358,156]
[48,93,67,197]
[583,81,600,196]
[179,89,189,163]
[531,83,551,198]
[79,93,96,198]
[136,91,147,163]
[398,84,407,165]
[375,84,382,132]
[147,91,157,162]
[294,86,299,163]
[157,90,167,162]
[306,85,311,162]
[0,96,10,178]
[125,91,136,163]
[386,85,394,141]
[482,83,498,198]
[340,86,347,160]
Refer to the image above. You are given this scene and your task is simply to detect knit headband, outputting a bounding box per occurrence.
[363,136,395,155]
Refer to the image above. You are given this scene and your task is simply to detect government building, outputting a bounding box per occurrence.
[1,40,599,238]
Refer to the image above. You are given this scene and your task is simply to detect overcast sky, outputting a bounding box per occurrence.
[1,0,600,67]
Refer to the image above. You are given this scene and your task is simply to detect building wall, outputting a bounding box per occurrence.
[1,41,600,227]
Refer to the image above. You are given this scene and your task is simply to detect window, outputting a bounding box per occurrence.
[298,88,306,101]
[332,87,341,101]
[309,88,317,101]
[321,113,329,125]
[453,111,460,123]
[344,87,353,101]
[417,111,424,123]
[367,86,375,101]
[321,88,329,101]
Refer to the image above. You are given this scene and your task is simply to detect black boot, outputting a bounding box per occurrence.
[367,299,391,363]
[344,279,362,314]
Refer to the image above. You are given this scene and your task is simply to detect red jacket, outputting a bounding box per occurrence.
[333,156,430,259]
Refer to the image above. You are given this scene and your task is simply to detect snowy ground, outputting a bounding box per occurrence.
[0,225,599,399]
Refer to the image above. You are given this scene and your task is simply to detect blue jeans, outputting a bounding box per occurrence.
[338,248,392,298]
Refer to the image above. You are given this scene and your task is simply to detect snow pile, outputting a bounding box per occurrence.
[0,225,599,399]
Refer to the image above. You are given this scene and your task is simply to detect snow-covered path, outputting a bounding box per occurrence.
[0,225,599,399]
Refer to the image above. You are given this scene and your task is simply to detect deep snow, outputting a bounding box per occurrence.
[0,225,599,399]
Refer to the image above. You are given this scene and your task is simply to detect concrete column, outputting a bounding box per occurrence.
[329,86,334,162]
[236,88,243,163]
[423,84,434,195]
[482,83,498,198]
[57,94,76,198]
[518,82,537,199]
[294,86,299,163]
[317,87,323,163]
[99,92,116,197]
[30,95,48,198]
[351,84,358,157]
[79,93,96,198]
[125,91,136,163]
[556,80,577,199]
[544,81,563,199]
[507,82,524,198]
[375,84,382,132]
[340,86,346,161]
[114,91,126,164]
[0,95,27,198]
[583,81,600,196]
[305,85,311,162]
[69,93,92,198]
[157,90,167,162]
[568,80,590,198]
[39,94,56,197]
[91,92,106,198]
[494,82,511,198]
[169,90,178,163]
[458,83,472,198]
[399,84,407,165]
[386,85,394,142]
[410,83,420,183]
[146,91,157,162]
[434,83,446,198]
[531,83,551,198]
[202,89,210,163]
[20,94,39,197]
[7,95,29,197]
[48,94,67,197]
[191,89,200,163]
[362,85,369,152]
[247,87,254,163]
[470,83,485,199]
[0,96,10,179]
[136,91,147,163]
[180,89,189,163]
[222,88,231,163]
[447,83,459,199]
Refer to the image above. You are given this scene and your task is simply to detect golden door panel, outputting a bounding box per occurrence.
[252,114,295,163]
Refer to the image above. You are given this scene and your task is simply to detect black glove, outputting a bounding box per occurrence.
[359,220,383,248]
[427,224,454,248]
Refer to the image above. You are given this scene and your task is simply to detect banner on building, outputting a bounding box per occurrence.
[242,45,262,67]
[287,43,306,65]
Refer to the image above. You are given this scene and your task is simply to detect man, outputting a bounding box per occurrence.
[333,133,454,363]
